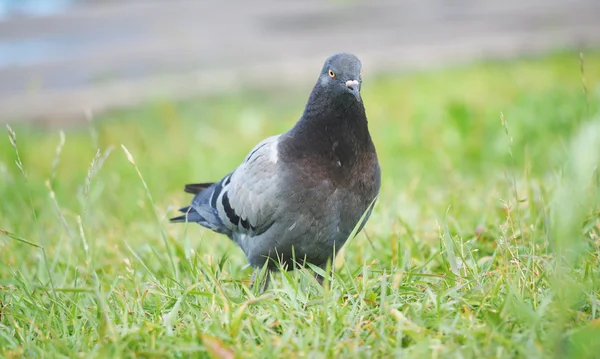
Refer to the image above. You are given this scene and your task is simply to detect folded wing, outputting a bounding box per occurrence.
[170,135,282,239]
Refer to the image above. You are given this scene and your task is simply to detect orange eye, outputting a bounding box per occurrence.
[328,69,335,78]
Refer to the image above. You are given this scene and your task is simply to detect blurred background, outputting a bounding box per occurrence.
[1,0,599,125]
[2,2,600,357]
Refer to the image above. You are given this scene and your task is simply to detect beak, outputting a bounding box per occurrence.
[346,80,361,100]
[346,80,359,90]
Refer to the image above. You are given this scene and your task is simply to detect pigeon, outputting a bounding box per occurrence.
[171,52,381,291]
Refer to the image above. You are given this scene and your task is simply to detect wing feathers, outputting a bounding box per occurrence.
[174,135,281,239]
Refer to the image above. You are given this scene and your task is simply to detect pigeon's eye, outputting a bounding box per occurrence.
[328,69,336,78]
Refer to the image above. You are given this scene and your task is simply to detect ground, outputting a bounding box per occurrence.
[1,51,600,358]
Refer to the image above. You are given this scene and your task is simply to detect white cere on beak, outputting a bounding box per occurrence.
[346,80,359,90]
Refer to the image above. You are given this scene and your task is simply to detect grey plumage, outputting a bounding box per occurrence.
[171,52,381,290]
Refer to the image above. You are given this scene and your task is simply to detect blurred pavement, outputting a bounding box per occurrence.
[1,0,599,125]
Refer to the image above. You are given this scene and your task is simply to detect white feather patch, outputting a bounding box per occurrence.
[269,140,279,164]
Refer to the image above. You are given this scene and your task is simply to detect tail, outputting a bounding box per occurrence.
[171,182,215,222]
[170,180,231,236]
[184,182,214,194]
[169,206,203,223]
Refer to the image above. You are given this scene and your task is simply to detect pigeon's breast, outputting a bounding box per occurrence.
[283,147,379,234]
[336,151,381,231]
[240,150,379,269]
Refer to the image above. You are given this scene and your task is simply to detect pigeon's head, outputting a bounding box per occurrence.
[319,52,363,102]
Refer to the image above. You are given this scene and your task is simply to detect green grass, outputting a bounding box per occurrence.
[1,51,600,358]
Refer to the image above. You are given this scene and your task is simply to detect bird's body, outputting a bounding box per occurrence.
[171,53,380,289]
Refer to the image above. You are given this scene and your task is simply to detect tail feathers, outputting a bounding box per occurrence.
[173,177,231,236]
[170,205,230,235]
[184,182,214,194]
[169,206,202,223]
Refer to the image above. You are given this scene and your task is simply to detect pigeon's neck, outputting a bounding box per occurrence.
[284,88,374,166]
[302,96,370,141]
